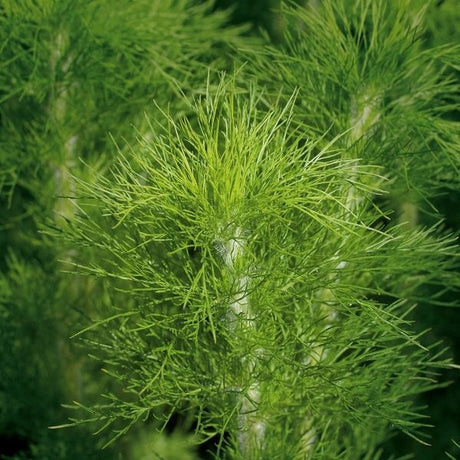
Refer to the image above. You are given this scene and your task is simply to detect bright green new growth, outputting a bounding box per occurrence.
[61,77,457,458]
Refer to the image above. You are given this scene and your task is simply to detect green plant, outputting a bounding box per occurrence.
[1,0,459,458]
[58,71,458,458]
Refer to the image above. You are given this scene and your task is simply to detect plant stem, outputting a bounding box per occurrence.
[348,87,382,210]
[300,86,382,456]
[49,31,83,401]
[50,32,77,223]
[222,226,266,456]
[350,89,382,144]
[399,200,418,227]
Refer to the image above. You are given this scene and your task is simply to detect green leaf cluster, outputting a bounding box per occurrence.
[244,0,459,202]
[1,0,459,459]
[61,74,458,457]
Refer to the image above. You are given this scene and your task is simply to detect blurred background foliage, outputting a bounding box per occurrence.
[0,0,458,459]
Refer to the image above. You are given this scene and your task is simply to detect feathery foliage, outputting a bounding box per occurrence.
[1,0,459,458]
[59,77,457,458]
[243,0,460,206]
[0,1,244,457]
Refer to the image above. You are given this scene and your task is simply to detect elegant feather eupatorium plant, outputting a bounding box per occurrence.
[2,0,458,458]
[59,71,457,457]
[56,1,459,458]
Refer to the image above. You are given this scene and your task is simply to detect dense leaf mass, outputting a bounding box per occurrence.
[1,0,459,459]
[63,80,457,458]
